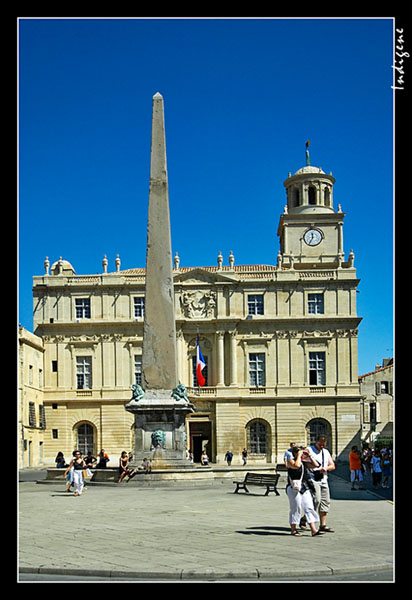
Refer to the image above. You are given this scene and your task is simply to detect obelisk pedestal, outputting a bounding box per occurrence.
[125,93,194,469]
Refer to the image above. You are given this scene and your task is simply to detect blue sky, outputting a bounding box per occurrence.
[18,17,394,376]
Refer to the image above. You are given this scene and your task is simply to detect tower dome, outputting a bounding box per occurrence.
[293,165,326,176]
[283,143,336,216]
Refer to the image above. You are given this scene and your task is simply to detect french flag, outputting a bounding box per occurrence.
[196,335,206,387]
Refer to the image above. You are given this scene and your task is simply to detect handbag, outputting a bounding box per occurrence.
[289,467,304,493]
[313,450,324,481]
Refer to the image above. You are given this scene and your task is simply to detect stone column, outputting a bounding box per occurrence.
[229,330,238,386]
[216,331,225,386]
[338,221,344,255]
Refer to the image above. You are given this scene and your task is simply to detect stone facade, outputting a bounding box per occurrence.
[359,359,394,449]
[18,327,46,468]
[28,159,363,466]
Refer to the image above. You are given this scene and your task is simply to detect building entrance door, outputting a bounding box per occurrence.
[189,420,212,462]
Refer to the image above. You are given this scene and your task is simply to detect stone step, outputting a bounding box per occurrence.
[39,465,285,488]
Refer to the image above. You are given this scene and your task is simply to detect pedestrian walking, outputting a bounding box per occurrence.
[307,435,336,533]
[225,450,233,466]
[241,448,248,465]
[286,446,325,537]
[381,452,392,488]
[284,441,307,529]
[349,445,365,490]
[64,450,86,496]
[363,447,373,474]
[64,451,76,492]
[283,442,296,467]
[371,450,383,487]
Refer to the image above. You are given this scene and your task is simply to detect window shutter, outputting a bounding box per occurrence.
[376,402,381,423]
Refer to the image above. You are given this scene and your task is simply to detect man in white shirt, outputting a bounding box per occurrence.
[307,435,336,533]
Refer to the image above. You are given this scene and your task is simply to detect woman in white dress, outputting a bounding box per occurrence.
[286,446,325,537]
[64,451,86,496]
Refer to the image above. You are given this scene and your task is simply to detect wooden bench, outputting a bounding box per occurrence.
[233,472,280,496]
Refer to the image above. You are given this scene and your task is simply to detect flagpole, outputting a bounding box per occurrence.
[196,326,200,395]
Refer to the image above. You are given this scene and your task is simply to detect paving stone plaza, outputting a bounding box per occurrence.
[18,470,394,582]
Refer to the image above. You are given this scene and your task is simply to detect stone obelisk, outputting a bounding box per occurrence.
[125,93,193,469]
[142,92,178,395]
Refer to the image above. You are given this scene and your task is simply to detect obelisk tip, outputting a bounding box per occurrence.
[153,92,163,99]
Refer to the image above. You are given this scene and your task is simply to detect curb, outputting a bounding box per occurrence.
[19,562,393,581]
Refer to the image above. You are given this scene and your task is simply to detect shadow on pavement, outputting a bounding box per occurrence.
[237,526,291,536]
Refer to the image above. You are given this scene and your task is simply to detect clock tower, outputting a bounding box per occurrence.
[277,148,351,268]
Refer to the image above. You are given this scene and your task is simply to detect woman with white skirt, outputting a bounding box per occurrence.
[64,451,86,496]
[286,446,325,537]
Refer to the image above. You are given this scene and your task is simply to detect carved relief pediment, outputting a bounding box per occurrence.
[173,267,236,284]
[180,289,216,319]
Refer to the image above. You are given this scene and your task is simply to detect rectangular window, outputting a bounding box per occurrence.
[39,405,46,429]
[28,402,36,427]
[192,355,208,387]
[52,429,58,439]
[249,353,266,387]
[52,360,58,372]
[309,352,326,386]
[248,295,264,315]
[134,297,145,318]
[134,355,142,385]
[76,356,92,389]
[75,298,91,319]
[308,293,324,314]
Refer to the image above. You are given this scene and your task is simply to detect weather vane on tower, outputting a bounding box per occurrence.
[305,140,311,166]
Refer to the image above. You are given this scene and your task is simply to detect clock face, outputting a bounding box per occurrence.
[304,228,323,246]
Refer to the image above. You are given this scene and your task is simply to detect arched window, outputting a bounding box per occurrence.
[308,185,317,205]
[77,423,95,455]
[306,418,332,450]
[247,419,269,454]
[294,188,300,207]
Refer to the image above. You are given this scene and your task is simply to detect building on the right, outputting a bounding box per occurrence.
[359,358,394,449]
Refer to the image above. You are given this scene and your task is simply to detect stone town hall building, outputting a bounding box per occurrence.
[20,146,363,468]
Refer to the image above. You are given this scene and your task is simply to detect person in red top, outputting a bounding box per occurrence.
[349,445,365,490]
